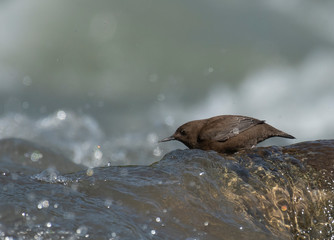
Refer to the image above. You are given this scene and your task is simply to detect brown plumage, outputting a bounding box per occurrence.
[159,115,295,154]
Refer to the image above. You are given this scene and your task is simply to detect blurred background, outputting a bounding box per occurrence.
[0,0,334,166]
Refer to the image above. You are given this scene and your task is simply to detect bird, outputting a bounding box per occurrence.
[159,115,295,154]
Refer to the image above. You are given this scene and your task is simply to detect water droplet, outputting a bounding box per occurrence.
[23,76,32,86]
[147,133,158,144]
[104,199,113,208]
[30,151,43,162]
[42,200,49,208]
[76,226,88,236]
[156,217,161,223]
[56,110,67,120]
[46,222,52,228]
[204,221,209,226]
[37,200,49,209]
[86,168,94,176]
[94,148,103,160]
[150,229,156,235]
[281,205,288,212]
[153,146,162,157]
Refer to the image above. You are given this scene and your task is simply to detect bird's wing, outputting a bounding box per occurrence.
[198,116,264,142]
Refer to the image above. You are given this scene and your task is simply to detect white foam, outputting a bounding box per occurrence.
[159,49,334,142]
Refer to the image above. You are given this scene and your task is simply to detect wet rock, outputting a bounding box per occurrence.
[0,138,333,239]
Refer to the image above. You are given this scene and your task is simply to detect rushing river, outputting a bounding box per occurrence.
[1,136,333,239]
[1,1,334,239]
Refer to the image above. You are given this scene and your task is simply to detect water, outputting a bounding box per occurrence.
[1,138,333,239]
[1,0,334,239]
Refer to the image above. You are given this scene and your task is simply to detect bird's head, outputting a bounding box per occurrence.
[159,121,200,148]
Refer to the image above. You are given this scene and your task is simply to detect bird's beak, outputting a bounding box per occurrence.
[158,135,175,142]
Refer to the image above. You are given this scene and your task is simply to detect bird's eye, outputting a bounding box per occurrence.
[180,129,186,136]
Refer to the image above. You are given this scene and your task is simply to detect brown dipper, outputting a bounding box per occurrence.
[159,115,295,154]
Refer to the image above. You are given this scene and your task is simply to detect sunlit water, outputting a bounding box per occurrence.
[0,133,333,239]
[1,1,334,239]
